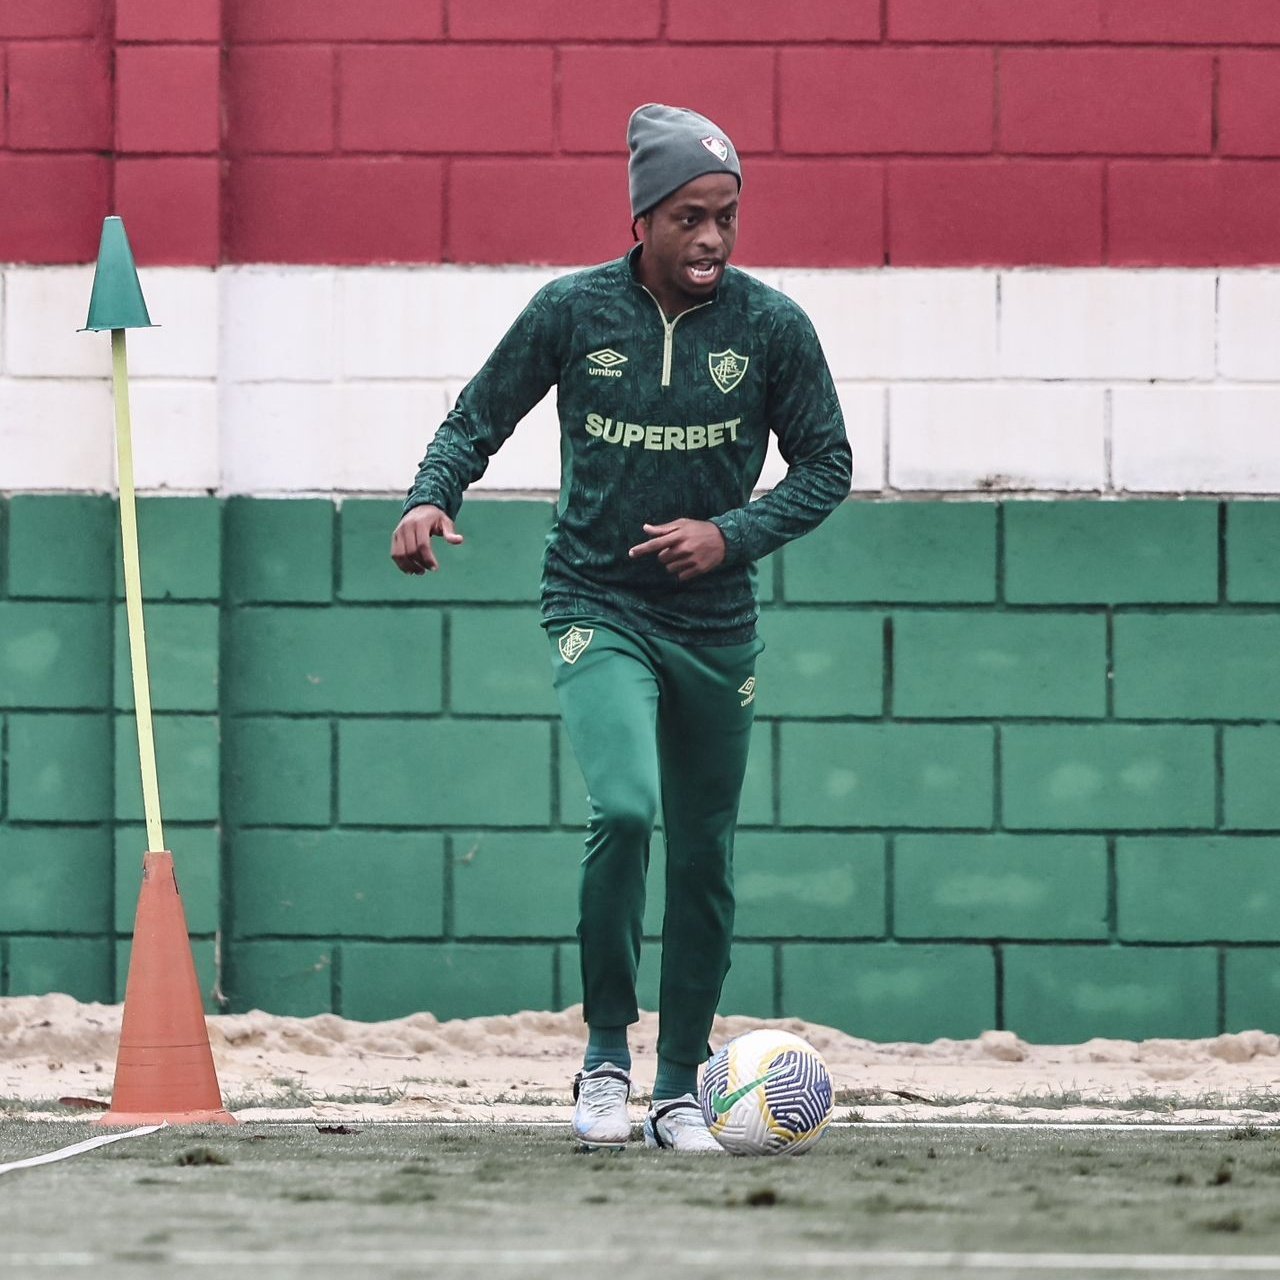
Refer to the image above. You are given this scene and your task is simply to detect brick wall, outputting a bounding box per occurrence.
[5,494,1280,1041]
[5,3,1280,1045]
[5,0,1280,266]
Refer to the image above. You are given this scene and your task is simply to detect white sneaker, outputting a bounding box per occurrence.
[643,1095,725,1153]
[571,1064,632,1149]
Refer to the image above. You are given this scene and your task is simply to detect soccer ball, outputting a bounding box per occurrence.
[699,1029,834,1156]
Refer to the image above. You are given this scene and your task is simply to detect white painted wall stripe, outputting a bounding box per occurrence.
[890,383,1107,491]
[1219,274,1280,383]
[0,380,113,491]
[0,265,1276,496]
[785,270,1000,380]
[998,272,1217,381]
[1113,387,1280,493]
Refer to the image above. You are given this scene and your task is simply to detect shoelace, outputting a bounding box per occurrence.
[579,1078,628,1118]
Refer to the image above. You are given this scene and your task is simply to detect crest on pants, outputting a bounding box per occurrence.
[559,625,594,665]
[708,349,748,394]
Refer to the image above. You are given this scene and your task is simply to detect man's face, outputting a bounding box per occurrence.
[637,173,740,312]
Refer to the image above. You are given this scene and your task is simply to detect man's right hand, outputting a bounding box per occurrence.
[391,505,464,575]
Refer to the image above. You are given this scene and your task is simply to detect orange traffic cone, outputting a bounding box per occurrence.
[99,851,236,1126]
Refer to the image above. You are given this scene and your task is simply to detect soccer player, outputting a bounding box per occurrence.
[392,104,852,1151]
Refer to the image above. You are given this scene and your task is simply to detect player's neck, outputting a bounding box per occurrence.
[640,280,709,321]
[635,253,704,320]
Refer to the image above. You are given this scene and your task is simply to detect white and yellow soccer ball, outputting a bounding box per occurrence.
[699,1028,834,1156]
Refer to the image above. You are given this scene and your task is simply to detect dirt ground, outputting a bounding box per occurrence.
[7,1123,1280,1279]
[3,994,1280,1126]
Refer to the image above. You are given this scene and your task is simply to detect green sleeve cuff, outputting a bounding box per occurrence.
[402,489,460,521]
[711,511,749,568]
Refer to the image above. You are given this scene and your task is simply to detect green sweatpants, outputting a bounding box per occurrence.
[549,618,762,1067]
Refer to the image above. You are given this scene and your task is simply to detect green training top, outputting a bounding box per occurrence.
[404,247,852,644]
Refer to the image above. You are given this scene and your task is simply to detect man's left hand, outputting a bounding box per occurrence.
[628,519,727,582]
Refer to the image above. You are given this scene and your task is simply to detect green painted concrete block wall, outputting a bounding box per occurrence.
[3,496,1280,1044]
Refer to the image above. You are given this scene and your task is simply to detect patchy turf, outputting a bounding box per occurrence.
[5,1122,1280,1277]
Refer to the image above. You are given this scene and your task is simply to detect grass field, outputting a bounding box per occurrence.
[6,1121,1280,1278]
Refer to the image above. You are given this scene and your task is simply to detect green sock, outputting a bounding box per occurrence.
[652,1056,698,1102]
[584,1025,630,1073]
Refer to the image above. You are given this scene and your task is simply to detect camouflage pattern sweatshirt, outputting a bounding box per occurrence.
[404,247,852,644]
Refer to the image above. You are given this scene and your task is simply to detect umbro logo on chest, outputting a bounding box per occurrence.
[587,348,627,378]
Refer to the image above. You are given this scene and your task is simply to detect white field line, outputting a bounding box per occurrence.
[847,1121,1278,1133]
[4,1249,1280,1273]
[0,1124,163,1175]
[234,1117,1279,1133]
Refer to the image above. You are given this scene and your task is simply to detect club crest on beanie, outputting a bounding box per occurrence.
[627,103,741,218]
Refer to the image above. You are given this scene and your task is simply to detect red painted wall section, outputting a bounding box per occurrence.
[224,0,445,43]
[889,160,1105,266]
[450,1,659,42]
[780,48,997,155]
[112,2,222,266]
[0,1,112,264]
[1219,52,1280,158]
[226,45,337,155]
[668,1,881,43]
[115,0,221,43]
[559,47,776,154]
[1110,161,1280,266]
[7,40,111,150]
[447,159,623,266]
[4,0,1280,266]
[116,45,222,153]
[227,158,445,263]
[999,50,1213,156]
[888,1,1107,44]
[0,154,111,262]
[0,0,101,40]
[338,47,555,153]
[1103,1,1280,45]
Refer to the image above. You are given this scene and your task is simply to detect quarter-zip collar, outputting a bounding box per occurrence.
[626,245,719,388]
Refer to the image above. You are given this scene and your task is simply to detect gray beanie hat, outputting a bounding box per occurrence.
[627,103,741,218]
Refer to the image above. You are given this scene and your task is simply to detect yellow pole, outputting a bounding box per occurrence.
[112,328,165,853]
